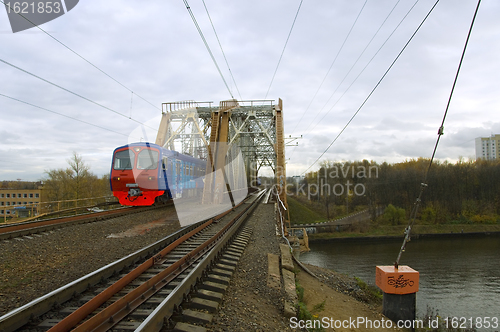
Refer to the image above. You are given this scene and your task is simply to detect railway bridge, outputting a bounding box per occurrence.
[154,99,290,233]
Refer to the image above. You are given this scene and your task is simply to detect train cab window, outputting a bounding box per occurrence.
[114,149,135,170]
[137,150,159,170]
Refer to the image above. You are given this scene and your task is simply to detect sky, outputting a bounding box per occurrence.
[1,0,499,181]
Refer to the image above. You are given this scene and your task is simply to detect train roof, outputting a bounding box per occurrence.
[113,142,206,164]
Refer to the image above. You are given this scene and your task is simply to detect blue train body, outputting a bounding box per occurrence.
[110,142,206,205]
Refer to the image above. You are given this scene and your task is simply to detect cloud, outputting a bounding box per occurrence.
[0,0,499,181]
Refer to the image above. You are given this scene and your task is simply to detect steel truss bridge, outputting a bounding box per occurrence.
[154,99,290,233]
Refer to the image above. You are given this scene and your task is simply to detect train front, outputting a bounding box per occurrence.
[110,143,164,206]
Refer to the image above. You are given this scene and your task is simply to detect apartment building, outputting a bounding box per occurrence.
[475,134,500,160]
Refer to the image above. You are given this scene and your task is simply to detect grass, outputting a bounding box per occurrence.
[295,280,325,332]
[354,276,383,303]
[308,223,500,240]
[288,196,327,225]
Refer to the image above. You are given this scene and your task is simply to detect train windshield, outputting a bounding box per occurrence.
[113,149,135,170]
[137,149,159,170]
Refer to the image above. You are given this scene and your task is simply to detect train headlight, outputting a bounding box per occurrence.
[148,176,156,181]
[113,177,120,181]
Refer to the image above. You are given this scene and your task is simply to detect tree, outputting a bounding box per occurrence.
[43,152,111,204]
[383,204,406,225]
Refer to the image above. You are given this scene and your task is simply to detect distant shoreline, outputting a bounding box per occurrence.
[308,230,500,243]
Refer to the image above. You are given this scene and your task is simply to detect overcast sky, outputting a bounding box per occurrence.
[1,0,499,181]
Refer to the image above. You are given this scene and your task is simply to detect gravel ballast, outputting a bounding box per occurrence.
[207,203,294,332]
[0,207,180,316]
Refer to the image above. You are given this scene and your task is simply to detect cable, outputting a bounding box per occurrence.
[395,0,482,267]
[306,0,420,136]
[304,0,406,135]
[0,58,158,132]
[264,0,303,100]
[0,0,161,112]
[0,92,134,138]
[301,0,441,175]
[290,0,368,135]
[182,0,234,99]
[201,0,242,101]
[289,0,402,160]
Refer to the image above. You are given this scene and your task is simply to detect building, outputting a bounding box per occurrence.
[0,187,42,219]
[475,134,500,160]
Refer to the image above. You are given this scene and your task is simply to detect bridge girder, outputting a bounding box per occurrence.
[155,99,290,232]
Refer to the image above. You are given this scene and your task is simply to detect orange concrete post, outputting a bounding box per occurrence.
[376,265,419,329]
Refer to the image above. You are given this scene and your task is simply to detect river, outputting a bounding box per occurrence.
[299,236,500,329]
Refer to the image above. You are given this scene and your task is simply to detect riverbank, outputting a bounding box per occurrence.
[294,263,406,332]
[307,224,500,242]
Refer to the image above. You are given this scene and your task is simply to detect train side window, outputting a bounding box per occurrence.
[114,149,135,170]
[137,149,159,170]
[162,157,168,171]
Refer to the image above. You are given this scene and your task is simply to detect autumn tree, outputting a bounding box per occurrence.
[43,152,111,204]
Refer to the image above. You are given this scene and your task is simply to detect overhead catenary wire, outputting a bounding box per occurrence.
[182,0,234,99]
[264,0,303,100]
[305,0,421,136]
[395,0,482,268]
[290,0,368,135]
[289,0,403,161]
[0,92,134,138]
[0,0,161,112]
[201,0,242,101]
[301,0,441,175]
[303,0,407,136]
[0,57,158,132]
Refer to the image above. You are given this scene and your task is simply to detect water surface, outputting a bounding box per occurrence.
[300,236,500,326]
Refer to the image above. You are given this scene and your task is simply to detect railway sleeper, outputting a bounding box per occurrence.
[169,226,253,332]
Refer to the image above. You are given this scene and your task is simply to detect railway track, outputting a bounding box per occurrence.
[0,189,267,332]
[0,204,171,241]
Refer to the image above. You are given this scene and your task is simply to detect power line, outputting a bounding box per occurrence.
[182,0,234,99]
[201,0,242,101]
[301,0,441,175]
[289,0,416,161]
[0,57,158,132]
[290,0,368,135]
[264,0,303,100]
[0,0,161,112]
[306,0,420,135]
[0,92,134,138]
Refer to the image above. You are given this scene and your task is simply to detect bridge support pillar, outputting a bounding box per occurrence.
[202,100,237,205]
[275,99,290,234]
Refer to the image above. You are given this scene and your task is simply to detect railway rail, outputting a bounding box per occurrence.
[0,188,267,332]
[0,204,171,241]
